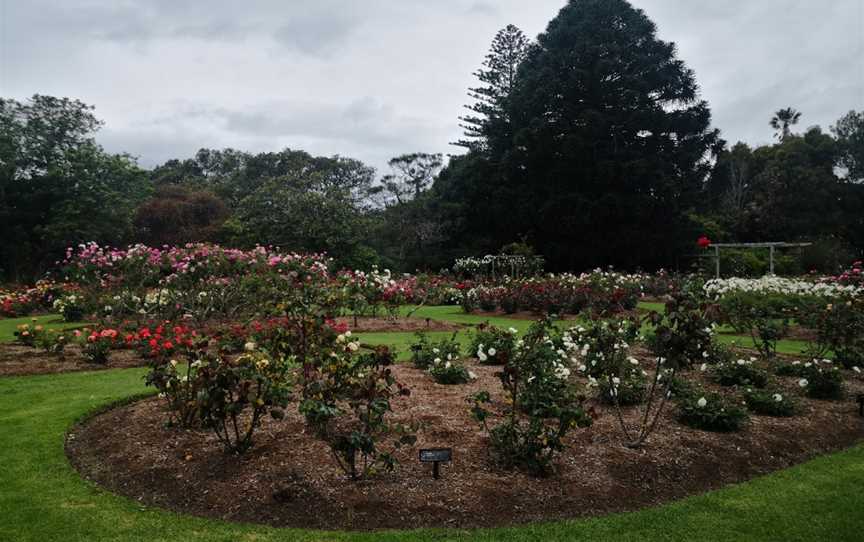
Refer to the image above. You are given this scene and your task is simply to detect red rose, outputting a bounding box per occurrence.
[697,236,712,248]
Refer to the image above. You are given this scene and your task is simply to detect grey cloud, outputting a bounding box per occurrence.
[466,2,499,16]
[272,11,360,56]
[3,0,862,174]
[217,97,434,148]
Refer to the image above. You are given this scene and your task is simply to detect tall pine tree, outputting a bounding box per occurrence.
[502,0,720,270]
[455,24,530,153]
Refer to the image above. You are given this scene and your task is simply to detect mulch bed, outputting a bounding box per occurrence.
[335,316,463,333]
[67,357,864,531]
[0,344,146,376]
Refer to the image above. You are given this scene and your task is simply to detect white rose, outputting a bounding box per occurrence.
[696,397,707,408]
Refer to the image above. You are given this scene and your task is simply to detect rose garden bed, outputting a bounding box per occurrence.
[0,343,146,376]
[333,316,463,333]
[66,358,864,531]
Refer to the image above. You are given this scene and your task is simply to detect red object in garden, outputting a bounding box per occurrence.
[697,236,712,249]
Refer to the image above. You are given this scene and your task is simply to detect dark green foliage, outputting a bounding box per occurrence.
[807,298,864,370]
[801,361,845,400]
[428,359,472,385]
[455,24,530,153]
[702,126,864,257]
[712,359,769,388]
[832,110,864,183]
[775,361,809,378]
[744,388,797,417]
[440,0,720,271]
[668,374,696,400]
[598,370,646,406]
[0,95,151,281]
[677,392,749,432]
[470,323,517,365]
[410,332,462,369]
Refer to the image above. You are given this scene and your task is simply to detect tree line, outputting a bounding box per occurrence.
[1,0,862,281]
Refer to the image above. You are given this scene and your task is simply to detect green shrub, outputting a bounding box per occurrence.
[34,329,70,354]
[468,318,590,476]
[410,332,461,369]
[677,392,749,432]
[775,361,809,377]
[13,323,41,347]
[712,358,769,388]
[800,360,845,400]
[301,345,417,480]
[52,294,86,322]
[807,299,864,370]
[428,356,474,385]
[668,374,697,400]
[198,352,292,454]
[597,369,646,405]
[743,388,797,417]
[471,323,518,365]
[80,328,119,364]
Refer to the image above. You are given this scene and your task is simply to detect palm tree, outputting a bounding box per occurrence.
[770,108,802,140]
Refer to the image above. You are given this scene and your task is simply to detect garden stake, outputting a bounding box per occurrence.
[419,448,452,479]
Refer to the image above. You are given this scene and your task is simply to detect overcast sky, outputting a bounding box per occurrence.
[1,0,862,174]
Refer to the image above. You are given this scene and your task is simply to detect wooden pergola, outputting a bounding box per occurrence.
[710,242,812,278]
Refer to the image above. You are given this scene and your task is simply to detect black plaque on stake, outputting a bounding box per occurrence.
[856,394,864,417]
[419,448,452,479]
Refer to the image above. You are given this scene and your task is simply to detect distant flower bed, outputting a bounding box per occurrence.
[704,276,863,299]
[461,270,644,316]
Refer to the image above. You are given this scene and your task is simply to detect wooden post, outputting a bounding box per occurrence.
[714,246,720,279]
[769,245,775,275]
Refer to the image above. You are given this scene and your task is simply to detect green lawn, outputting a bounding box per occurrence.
[0,314,88,342]
[1,308,861,540]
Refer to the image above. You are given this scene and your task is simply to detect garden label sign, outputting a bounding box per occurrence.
[419,447,452,479]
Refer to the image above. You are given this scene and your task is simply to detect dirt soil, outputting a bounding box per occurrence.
[335,316,463,333]
[0,344,146,376]
[67,357,864,531]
